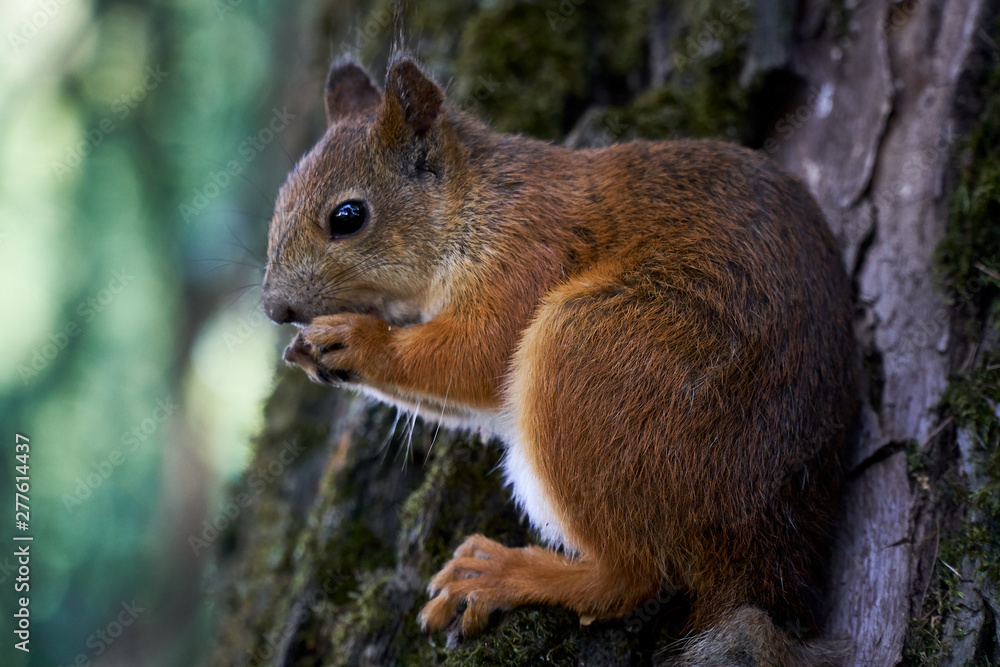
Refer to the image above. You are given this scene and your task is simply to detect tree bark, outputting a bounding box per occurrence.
[206,1,1000,665]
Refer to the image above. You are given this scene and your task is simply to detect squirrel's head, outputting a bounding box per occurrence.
[261,56,462,327]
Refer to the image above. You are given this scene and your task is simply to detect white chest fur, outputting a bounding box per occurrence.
[498,428,573,551]
[351,383,571,550]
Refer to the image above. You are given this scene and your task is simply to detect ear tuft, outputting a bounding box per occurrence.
[385,58,445,136]
[325,60,381,125]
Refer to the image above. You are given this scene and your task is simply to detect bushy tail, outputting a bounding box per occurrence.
[671,607,848,667]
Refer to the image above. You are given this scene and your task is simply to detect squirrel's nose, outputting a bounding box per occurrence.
[262,296,296,325]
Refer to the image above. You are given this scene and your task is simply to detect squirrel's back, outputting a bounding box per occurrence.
[502,137,855,632]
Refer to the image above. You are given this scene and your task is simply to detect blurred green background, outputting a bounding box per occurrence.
[0,0,327,664]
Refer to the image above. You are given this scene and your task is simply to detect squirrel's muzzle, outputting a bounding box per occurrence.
[261,292,306,325]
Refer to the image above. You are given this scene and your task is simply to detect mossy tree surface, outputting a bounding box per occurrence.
[207,0,1000,665]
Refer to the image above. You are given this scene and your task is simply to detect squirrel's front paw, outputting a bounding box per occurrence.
[283,313,389,385]
[419,534,516,638]
[282,330,352,384]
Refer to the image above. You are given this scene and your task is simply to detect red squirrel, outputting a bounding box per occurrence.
[261,55,857,665]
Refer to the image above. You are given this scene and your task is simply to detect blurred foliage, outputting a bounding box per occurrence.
[593,1,755,143]
[0,0,315,664]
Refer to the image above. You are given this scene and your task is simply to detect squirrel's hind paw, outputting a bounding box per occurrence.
[418,534,514,637]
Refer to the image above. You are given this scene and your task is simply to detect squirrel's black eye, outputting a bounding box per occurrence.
[328,200,367,239]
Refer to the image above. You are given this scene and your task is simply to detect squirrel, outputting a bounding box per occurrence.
[261,55,857,666]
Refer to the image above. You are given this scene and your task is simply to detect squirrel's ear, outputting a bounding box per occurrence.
[325,60,381,125]
[384,58,444,136]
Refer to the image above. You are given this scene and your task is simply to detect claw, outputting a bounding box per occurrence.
[283,334,312,366]
[419,535,514,637]
[315,341,345,354]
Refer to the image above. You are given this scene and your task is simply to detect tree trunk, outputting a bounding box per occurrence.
[206,0,1000,664]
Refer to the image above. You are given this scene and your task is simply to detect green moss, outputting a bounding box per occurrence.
[399,432,530,570]
[942,350,1000,573]
[905,438,927,473]
[903,549,964,665]
[308,410,406,604]
[907,351,1000,665]
[430,608,581,666]
[936,19,1000,315]
[407,0,657,139]
[596,0,755,142]
[451,2,588,139]
[408,0,753,144]
[328,569,397,658]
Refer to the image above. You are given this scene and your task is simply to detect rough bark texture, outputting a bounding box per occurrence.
[205,1,1000,665]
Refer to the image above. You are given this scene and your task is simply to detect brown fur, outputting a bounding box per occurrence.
[262,56,857,665]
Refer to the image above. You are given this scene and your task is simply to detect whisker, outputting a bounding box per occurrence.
[313,252,390,293]
[245,299,263,319]
[225,220,268,267]
[195,208,272,224]
[221,283,263,312]
[402,401,421,472]
[188,257,264,272]
[230,168,276,209]
[276,141,298,168]
[379,407,403,465]
[426,381,451,463]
